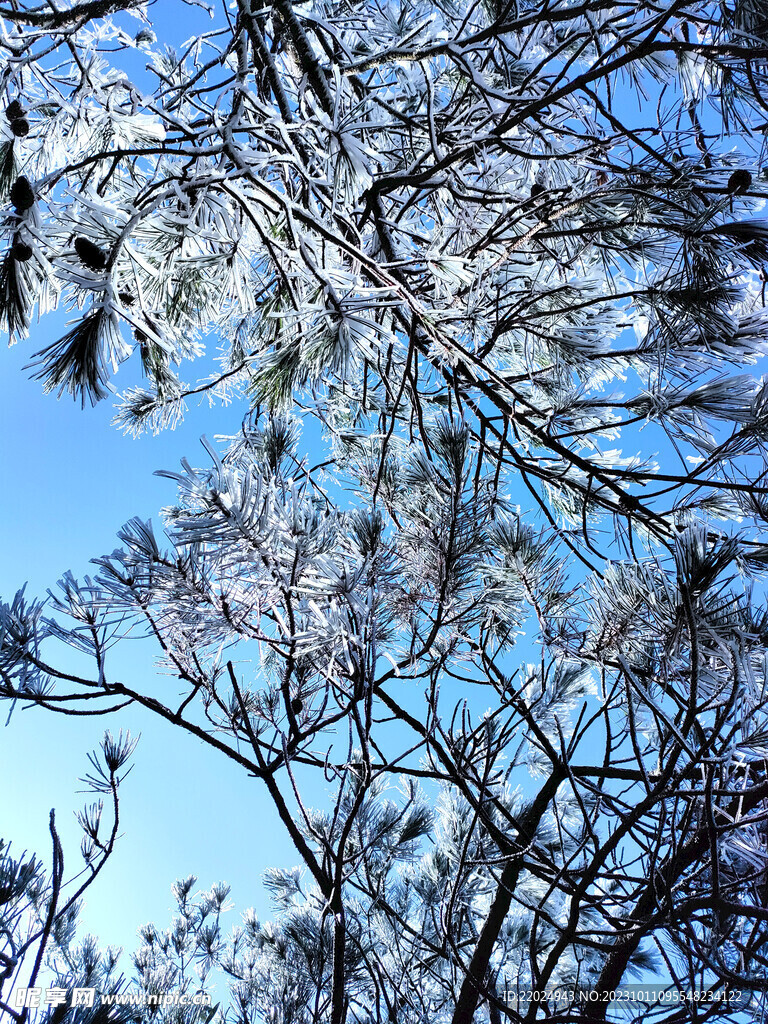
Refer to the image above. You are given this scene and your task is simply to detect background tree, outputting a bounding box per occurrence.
[0,731,145,1023]
[4,0,768,1021]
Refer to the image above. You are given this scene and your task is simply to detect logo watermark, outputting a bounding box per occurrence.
[13,986,212,1010]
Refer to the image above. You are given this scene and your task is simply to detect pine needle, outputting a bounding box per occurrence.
[28,311,115,406]
[0,141,16,201]
[0,246,30,339]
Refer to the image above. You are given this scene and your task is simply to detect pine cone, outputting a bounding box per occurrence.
[5,100,24,121]
[10,176,34,212]
[291,697,303,714]
[75,236,108,271]
[11,241,32,262]
[10,118,29,137]
[728,169,752,194]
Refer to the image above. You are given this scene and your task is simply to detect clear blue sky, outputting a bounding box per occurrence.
[0,311,304,961]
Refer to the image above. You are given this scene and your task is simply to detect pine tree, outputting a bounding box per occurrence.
[3,0,768,1020]
[0,731,144,1023]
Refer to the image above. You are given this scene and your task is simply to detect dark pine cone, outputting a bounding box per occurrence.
[5,100,25,121]
[10,176,34,212]
[11,240,32,262]
[290,697,304,715]
[10,118,29,137]
[728,169,752,194]
[75,236,108,271]
[530,183,546,199]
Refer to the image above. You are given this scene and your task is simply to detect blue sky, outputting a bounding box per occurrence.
[0,1,312,968]
[0,313,306,962]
